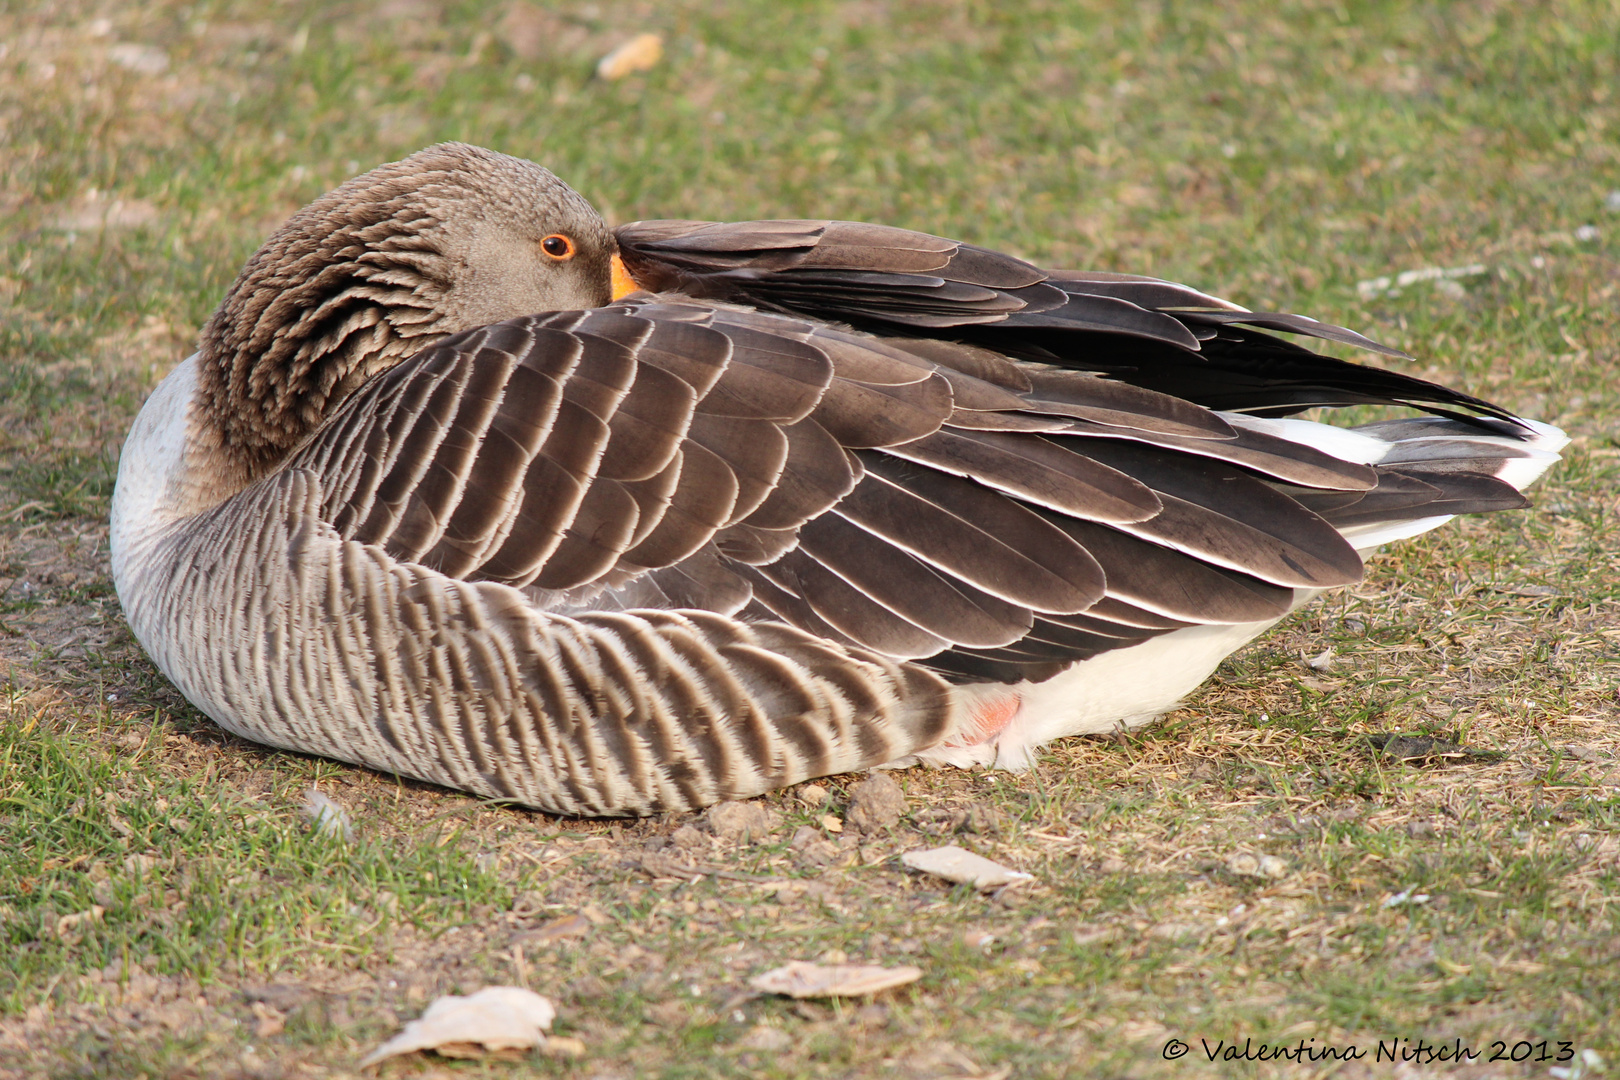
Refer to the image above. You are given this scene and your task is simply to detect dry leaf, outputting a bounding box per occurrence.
[360,986,555,1067]
[123,853,159,876]
[596,33,662,80]
[250,1001,286,1038]
[55,906,105,937]
[963,929,997,949]
[901,846,1033,889]
[516,913,592,946]
[541,1035,587,1058]
[749,961,922,999]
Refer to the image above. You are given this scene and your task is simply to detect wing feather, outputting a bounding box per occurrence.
[296,284,1523,690]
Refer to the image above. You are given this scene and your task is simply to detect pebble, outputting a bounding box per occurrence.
[845,773,905,833]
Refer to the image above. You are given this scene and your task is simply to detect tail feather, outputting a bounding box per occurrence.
[923,409,1569,768]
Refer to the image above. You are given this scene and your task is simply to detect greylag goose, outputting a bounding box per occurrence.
[110,143,1567,816]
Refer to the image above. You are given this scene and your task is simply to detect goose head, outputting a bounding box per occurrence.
[192,142,619,489]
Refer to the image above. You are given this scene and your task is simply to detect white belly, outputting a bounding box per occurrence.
[920,615,1287,769]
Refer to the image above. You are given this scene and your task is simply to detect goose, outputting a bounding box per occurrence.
[110,143,1567,817]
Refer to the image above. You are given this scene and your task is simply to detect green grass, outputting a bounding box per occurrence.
[2,0,1618,1076]
[0,709,513,998]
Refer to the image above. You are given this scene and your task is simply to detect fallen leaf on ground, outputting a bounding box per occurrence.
[516,913,592,946]
[750,961,922,999]
[123,853,159,876]
[596,33,662,80]
[250,1001,285,1038]
[55,906,105,937]
[541,1035,587,1058]
[359,986,556,1067]
[901,846,1033,889]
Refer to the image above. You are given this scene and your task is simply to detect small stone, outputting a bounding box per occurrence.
[107,43,169,75]
[241,982,311,1012]
[706,801,774,844]
[845,773,905,833]
[796,839,844,867]
[669,825,705,852]
[1226,852,1261,877]
[738,1024,793,1051]
[964,803,1003,836]
[797,784,828,806]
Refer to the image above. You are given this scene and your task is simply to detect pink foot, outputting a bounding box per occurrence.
[947,692,1022,748]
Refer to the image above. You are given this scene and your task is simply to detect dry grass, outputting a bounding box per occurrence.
[1,1,1617,1077]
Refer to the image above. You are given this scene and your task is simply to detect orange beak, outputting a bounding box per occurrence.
[610,254,641,301]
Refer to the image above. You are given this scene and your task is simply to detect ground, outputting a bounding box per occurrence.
[1,1,1617,1077]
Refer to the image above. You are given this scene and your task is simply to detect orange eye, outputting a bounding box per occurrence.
[541,234,575,260]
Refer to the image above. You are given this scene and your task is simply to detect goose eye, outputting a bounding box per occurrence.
[541,234,575,260]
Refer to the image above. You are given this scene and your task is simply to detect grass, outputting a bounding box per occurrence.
[1,0,1617,1076]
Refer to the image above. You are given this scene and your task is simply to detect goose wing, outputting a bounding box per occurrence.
[284,295,1405,683]
[616,218,1521,427]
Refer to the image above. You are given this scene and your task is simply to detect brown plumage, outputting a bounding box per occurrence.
[110,143,1565,816]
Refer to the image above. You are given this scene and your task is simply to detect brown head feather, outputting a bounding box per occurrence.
[194,142,616,489]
